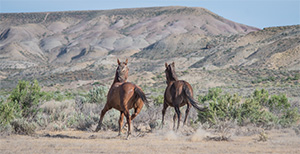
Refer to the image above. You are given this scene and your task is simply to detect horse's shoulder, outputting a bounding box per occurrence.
[170,80,186,87]
[177,80,192,86]
[178,80,187,83]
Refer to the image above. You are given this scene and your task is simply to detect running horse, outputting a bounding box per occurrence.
[162,62,207,130]
[95,59,148,138]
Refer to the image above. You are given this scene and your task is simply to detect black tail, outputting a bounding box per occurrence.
[183,84,207,112]
[134,87,149,108]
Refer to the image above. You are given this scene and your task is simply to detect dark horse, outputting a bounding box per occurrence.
[162,62,207,130]
[95,59,148,138]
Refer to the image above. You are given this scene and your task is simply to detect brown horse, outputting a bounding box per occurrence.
[162,62,207,130]
[95,59,148,138]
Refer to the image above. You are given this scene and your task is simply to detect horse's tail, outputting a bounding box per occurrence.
[134,87,149,108]
[183,83,207,112]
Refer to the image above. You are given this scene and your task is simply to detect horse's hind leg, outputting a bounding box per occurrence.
[118,111,124,136]
[124,109,131,139]
[174,106,181,130]
[173,113,177,130]
[95,104,111,132]
[183,103,191,125]
[131,106,142,120]
[161,102,169,128]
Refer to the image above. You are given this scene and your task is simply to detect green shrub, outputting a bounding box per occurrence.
[52,91,64,101]
[279,107,299,127]
[239,98,277,126]
[268,94,289,112]
[1,80,108,133]
[199,88,222,103]
[86,86,108,104]
[8,80,43,118]
[197,89,241,124]
[1,80,44,132]
[151,95,164,106]
[0,101,21,126]
[197,88,299,128]
[41,90,74,102]
[253,89,269,106]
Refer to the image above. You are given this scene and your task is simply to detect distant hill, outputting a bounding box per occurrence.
[0,6,259,67]
[190,25,300,70]
[0,6,299,91]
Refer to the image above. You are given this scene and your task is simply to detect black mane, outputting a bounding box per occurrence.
[166,65,178,82]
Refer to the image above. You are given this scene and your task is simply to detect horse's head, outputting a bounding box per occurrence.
[116,59,129,82]
[165,62,178,84]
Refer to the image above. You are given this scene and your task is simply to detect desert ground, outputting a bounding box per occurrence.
[1,128,299,154]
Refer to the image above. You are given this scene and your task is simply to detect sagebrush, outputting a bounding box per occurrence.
[197,88,299,128]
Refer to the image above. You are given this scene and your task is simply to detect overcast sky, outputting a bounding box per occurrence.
[0,0,299,29]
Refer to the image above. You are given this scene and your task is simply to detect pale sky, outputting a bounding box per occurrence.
[0,0,299,29]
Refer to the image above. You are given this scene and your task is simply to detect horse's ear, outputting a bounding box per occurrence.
[165,63,168,68]
[171,62,175,67]
[117,59,120,65]
[125,59,128,65]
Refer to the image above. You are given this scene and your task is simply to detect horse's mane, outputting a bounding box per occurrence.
[166,65,178,82]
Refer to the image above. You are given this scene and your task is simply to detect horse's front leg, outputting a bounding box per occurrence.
[124,109,131,139]
[95,104,111,132]
[118,111,124,136]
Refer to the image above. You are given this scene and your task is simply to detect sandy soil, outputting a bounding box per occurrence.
[0,128,299,154]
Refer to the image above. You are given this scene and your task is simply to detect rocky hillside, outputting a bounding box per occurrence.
[190,25,300,70]
[0,6,299,92]
[0,6,258,67]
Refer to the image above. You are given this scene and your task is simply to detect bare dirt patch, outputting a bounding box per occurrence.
[1,129,299,154]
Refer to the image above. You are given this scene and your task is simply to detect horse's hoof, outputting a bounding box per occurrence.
[126,133,131,140]
[95,126,101,132]
[160,123,164,129]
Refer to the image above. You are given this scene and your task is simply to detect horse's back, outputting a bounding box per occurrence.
[170,80,193,95]
[165,80,193,106]
[109,82,135,96]
[120,82,137,91]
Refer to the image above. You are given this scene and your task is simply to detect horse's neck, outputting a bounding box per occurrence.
[168,69,178,81]
[112,78,125,84]
[169,77,178,81]
[168,76,178,83]
[167,69,179,85]
[113,77,119,84]
[112,76,127,84]
[113,71,127,83]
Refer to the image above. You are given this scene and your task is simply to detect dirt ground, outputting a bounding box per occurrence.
[0,128,299,154]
